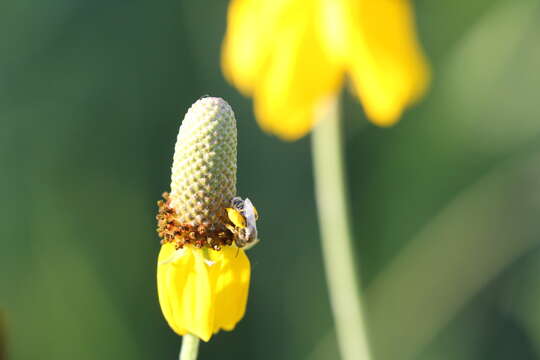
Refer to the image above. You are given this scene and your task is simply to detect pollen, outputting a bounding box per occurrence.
[156,192,234,250]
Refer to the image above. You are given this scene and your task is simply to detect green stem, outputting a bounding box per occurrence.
[311,96,372,360]
[179,334,199,360]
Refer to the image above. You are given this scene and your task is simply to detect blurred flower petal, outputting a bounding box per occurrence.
[222,0,430,139]
[222,0,291,95]
[253,2,342,140]
[347,0,431,125]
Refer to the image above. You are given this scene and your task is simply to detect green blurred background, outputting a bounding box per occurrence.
[2,0,540,359]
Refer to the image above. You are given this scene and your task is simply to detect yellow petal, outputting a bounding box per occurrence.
[157,244,187,335]
[208,246,251,333]
[254,2,343,140]
[157,244,216,341]
[346,0,430,125]
[222,0,292,95]
[318,0,350,64]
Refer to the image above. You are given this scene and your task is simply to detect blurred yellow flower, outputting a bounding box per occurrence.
[157,243,250,341]
[222,0,430,140]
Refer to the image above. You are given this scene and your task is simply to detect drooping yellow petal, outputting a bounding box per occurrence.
[222,0,293,95]
[318,0,350,64]
[157,244,216,341]
[157,244,186,334]
[345,0,430,125]
[209,246,251,333]
[254,1,343,140]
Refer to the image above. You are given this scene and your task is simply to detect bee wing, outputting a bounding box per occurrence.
[244,198,256,218]
[226,207,247,228]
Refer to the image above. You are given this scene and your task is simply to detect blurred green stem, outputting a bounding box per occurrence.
[179,334,199,360]
[312,96,372,360]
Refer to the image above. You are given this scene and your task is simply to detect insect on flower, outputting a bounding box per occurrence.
[225,196,260,249]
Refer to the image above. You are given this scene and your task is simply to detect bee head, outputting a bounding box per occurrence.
[231,197,245,211]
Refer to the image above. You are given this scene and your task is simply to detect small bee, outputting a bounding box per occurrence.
[225,196,260,249]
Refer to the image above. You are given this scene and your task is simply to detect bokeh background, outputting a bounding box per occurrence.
[2,0,540,359]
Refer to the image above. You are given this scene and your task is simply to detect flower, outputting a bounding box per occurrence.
[156,97,252,342]
[222,0,430,140]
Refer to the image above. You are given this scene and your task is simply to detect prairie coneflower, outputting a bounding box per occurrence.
[222,0,430,140]
[156,97,259,358]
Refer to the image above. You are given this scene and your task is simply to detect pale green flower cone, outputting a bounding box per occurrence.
[169,96,237,227]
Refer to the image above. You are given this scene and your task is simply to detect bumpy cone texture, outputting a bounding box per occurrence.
[169,97,237,228]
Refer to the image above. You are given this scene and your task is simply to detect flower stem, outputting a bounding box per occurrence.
[311,96,372,360]
[179,334,199,360]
